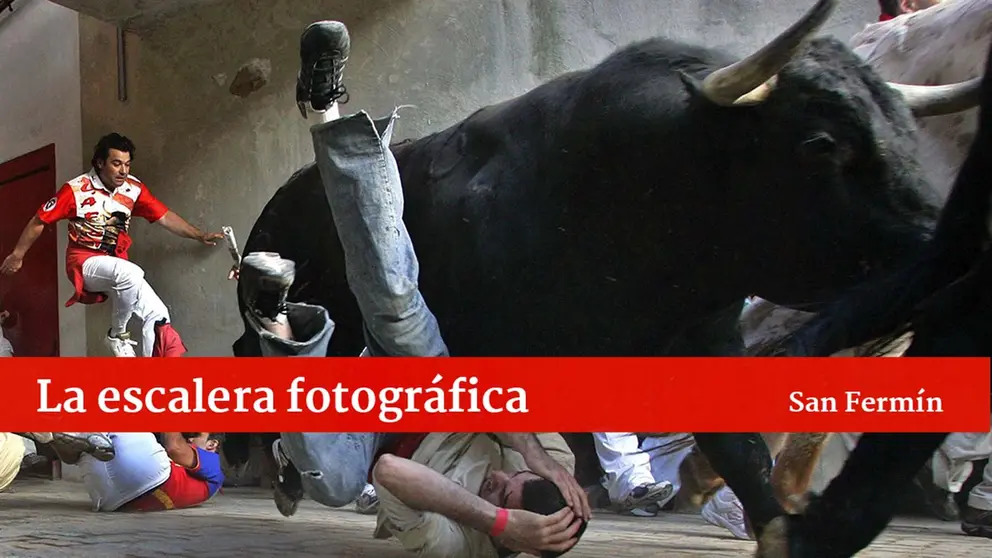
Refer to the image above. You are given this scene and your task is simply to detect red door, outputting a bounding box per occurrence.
[0,144,60,357]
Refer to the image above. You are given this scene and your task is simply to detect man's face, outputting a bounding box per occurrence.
[0,310,7,327]
[479,469,542,509]
[188,433,220,453]
[97,148,131,188]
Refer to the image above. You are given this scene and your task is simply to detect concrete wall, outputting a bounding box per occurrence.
[0,0,86,357]
[77,0,879,356]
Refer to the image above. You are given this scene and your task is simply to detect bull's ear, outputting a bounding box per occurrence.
[678,71,707,102]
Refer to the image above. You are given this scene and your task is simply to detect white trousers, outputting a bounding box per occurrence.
[77,432,171,511]
[592,432,693,506]
[81,256,170,357]
[0,433,25,492]
[933,427,992,510]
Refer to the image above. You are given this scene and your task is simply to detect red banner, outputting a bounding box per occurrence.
[1,357,988,432]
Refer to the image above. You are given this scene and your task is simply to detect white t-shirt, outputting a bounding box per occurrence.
[77,432,171,511]
[0,331,12,357]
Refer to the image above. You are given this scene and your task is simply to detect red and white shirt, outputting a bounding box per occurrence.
[36,169,169,307]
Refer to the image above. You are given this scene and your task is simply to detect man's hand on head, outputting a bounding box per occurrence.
[494,433,592,521]
[497,506,583,556]
[529,453,591,522]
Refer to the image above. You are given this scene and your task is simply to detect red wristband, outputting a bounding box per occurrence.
[490,507,509,537]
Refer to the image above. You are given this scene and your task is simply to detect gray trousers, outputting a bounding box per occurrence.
[246,109,448,508]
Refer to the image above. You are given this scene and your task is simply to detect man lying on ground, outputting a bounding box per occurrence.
[233,18,588,557]
[73,432,224,512]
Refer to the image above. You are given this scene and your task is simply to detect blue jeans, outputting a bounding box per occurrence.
[247,109,448,507]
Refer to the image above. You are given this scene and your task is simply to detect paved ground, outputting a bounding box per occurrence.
[0,479,988,557]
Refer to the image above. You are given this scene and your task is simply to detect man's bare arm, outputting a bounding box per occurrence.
[0,216,46,275]
[155,211,224,245]
[161,432,198,468]
[374,453,500,533]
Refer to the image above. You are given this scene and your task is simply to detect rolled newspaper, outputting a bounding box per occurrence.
[222,226,241,266]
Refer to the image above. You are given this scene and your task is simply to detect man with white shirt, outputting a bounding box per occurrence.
[0,133,224,357]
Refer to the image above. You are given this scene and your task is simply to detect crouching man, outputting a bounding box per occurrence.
[74,432,224,512]
[0,433,26,492]
[371,432,588,557]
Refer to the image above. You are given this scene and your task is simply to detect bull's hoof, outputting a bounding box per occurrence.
[754,516,795,558]
[784,491,813,515]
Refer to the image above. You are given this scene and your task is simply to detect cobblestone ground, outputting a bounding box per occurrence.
[0,479,987,557]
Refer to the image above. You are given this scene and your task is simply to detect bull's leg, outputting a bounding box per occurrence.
[769,433,832,513]
[693,433,785,538]
[756,433,947,558]
[672,445,725,512]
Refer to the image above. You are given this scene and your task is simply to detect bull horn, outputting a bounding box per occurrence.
[700,0,837,106]
[887,77,983,118]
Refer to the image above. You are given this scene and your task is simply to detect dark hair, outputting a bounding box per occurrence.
[519,478,588,557]
[878,0,902,17]
[182,432,225,443]
[91,133,136,170]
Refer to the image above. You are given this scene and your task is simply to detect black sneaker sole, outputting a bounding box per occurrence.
[963,520,992,538]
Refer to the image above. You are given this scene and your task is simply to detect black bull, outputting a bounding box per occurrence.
[231,0,979,552]
[748,36,992,558]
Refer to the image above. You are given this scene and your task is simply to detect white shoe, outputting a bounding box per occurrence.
[104,331,137,357]
[616,480,674,513]
[701,486,752,540]
[355,482,379,515]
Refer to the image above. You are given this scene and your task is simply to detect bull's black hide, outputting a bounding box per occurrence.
[752,36,992,558]
[236,34,942,359]
[231,0,978,545]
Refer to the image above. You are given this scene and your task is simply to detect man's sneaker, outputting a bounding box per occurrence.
[701,485,752,540]
[615,480,674,513]
[271,439,304,518]
[296,20,351,118]
[105,330,137,357]
[355,482,379,515]
[49,432,116,463]
[627,502,661,517]
[961,505,992,538]
[240,252,295,325]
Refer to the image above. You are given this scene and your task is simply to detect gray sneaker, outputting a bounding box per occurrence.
[51,432,115,463]
[296,20,351,118]
[240,252,296,325]
[355,482,379,515]
[271,439,303,518]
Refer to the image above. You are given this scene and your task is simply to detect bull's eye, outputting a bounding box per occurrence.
[801,132,837,157]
